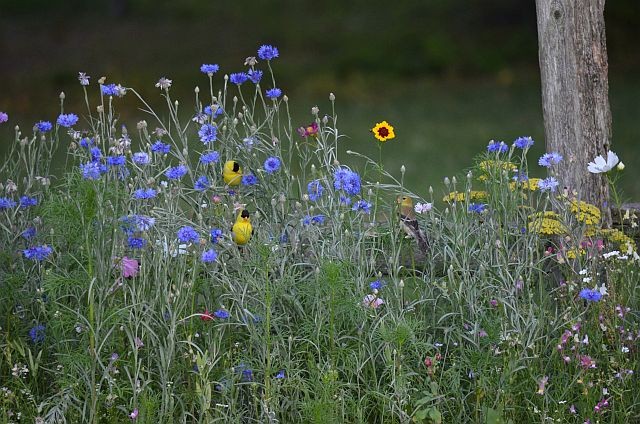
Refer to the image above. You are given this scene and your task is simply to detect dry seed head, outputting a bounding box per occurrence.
[59,92,65,100]
[194,86,200,93]
[329,92,335,101]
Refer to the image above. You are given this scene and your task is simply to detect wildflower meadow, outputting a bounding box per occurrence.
[1,45,639,423]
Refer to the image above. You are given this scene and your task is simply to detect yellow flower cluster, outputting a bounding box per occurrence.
[443,190,488,202]
[528,211,566,235]
[568,200,601,226]
[565,248,586,259]
[509,178,541,192]
[477,160,518,182]
[600,228,637,252]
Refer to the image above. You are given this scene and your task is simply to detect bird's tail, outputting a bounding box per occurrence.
[416,230,429,253]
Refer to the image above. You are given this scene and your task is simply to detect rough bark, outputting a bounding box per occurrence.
[535,0,612,226]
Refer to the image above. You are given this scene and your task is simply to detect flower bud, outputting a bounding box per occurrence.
[329,92,335,101]
[194,86,200,93]
[59,92,65,100]
[401,165,406,174]
[617,162,625,171]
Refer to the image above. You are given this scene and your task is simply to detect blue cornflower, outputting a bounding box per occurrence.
[275,369,286,379]
[538,177,560,192]
[248,69,263,84]
[0,197,17,210]
[468,203,487,213]
[133,188,157,199]
[29,324,46,343]
[57,113,79,127]
[79,137,94,148]
[201,249,218,263]
[352,200,372,214]
[36,121,53,133]
[369,280,385,290]
[23,245,53,261]
[165,165,188,180]
[200,151,220,164]
[101,84,119,96]
[177,226,200,244]
[19,196,38,208]
[204,105,223,117]
[333,167,361,196]
[80,162,102,180]
[538,152,563,167]
[198,124,217,144]
[487,140,509,153]
[210,228,223,243]
[127,237,147,249]
[0,112,8,123]
[302,215,325,225]
[89,147,102,162]
[132,152,150,165]
[200,64,220,74]
[263,157,281,174]
[214,309,230,319]
[512,170,529,182]
[513,136,534,149]
[258,45,279,60]
[229,72,249,85]
[120,215,155,233]
[21,227,37,240]
[307,180,324,201]
[339,195,352,206]
[241,369,253,382]
[107,155,126,167]
[151,141,171,154]
[194,176,210,191]
[242,174,258,186]
[266,88,282,99]
[579,288,602,302]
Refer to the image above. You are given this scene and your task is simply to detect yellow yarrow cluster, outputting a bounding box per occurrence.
[509,178,541,192]
[528,211,566,235]
[477,160,518,181]
[443,190,488,203]
[565,248,586,259]
[568,200,601,226]
[600,228,637,253]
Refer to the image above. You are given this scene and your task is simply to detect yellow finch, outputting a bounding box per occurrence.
[397,196,429,253]
[232,209,253,245]
[223,160,243,186]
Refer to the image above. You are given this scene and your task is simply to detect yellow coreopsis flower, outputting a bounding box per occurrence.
[371,121,395,142]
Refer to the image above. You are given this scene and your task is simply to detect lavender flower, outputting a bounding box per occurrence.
[132,152,150,165]
[200,64,220,74]
[78,72,90,86]
[538,177,559,192]
[538,152,563,167]
[0,112,8,124]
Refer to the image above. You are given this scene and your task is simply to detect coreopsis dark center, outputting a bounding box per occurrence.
[377,127,390,138]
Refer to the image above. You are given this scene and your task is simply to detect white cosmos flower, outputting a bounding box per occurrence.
[588,151,619,173]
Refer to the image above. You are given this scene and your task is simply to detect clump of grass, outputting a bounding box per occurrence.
[0,46,638,424]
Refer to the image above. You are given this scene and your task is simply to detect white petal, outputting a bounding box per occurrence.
[594,155,607,167]
[588,162,602,173]
[606,151,619,168]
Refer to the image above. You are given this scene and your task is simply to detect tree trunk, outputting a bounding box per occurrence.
[535,0,612,227]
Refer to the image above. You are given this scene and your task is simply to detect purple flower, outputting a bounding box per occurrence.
[258,45,279,60]
[23,245,53,261]
[201,249,218,263]
[198,124,217,144]
[579,288,602,302]
[0,112,8,123]
[57,113,79,128]
[194,176,210,191]
[538,152,563,167]
[513,136,534,149]
[36,121,53,133]
[200,151,220,164]
[0,197,17,210]
[487,140,508,153]
[177,226,199,243]
[78,72,90,86]
[132,152,150,165]
[133,188,157,199]
[89,147,102,162]
[204,104,223,117]
[248,69,263,84]
[80,162,102,180]
[79,137,94,148]
[333,167,361,196]
[127,237,147,249]
[302,215,325,225]
[214,309,230,319]
[151,141,171,154]
[29,324,46,343]
[538,177,559,192]
[101,84,120,96]
[369,280,385,290]
[107,155,126,167]
[210,228,223,243]
[165,165,188,180]
[21,227,37,240]
[263,157,281,174]
[352,199,372,214]
[242,174,258,186]
[19,196,38,208]
[275,369,286,379]
[200,64,220,74]
[468,203,487,213]
[266,88,282,99]
[229,72,249,85]
[307,180,324,201]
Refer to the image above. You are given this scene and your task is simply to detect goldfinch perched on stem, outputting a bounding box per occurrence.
[223,160,243,186]
[397,196,429,253]
[232,209,253,245]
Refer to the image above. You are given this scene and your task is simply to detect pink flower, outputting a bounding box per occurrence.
[129,408,139,420]
[362,294,384,309]
[537,375,549,395]
[296,121,319,138]
[201,309,214,321]
[579,355,596,369]
[121,257,139,278]
[134,337,144,349]
[489,299,498,307]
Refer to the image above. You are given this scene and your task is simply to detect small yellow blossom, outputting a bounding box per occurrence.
[443,190,488,203]
[509,178,541,192]
[568,200,601,226]
[371,121,395,142]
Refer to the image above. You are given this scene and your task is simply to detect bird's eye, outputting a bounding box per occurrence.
[232,162,240,172]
